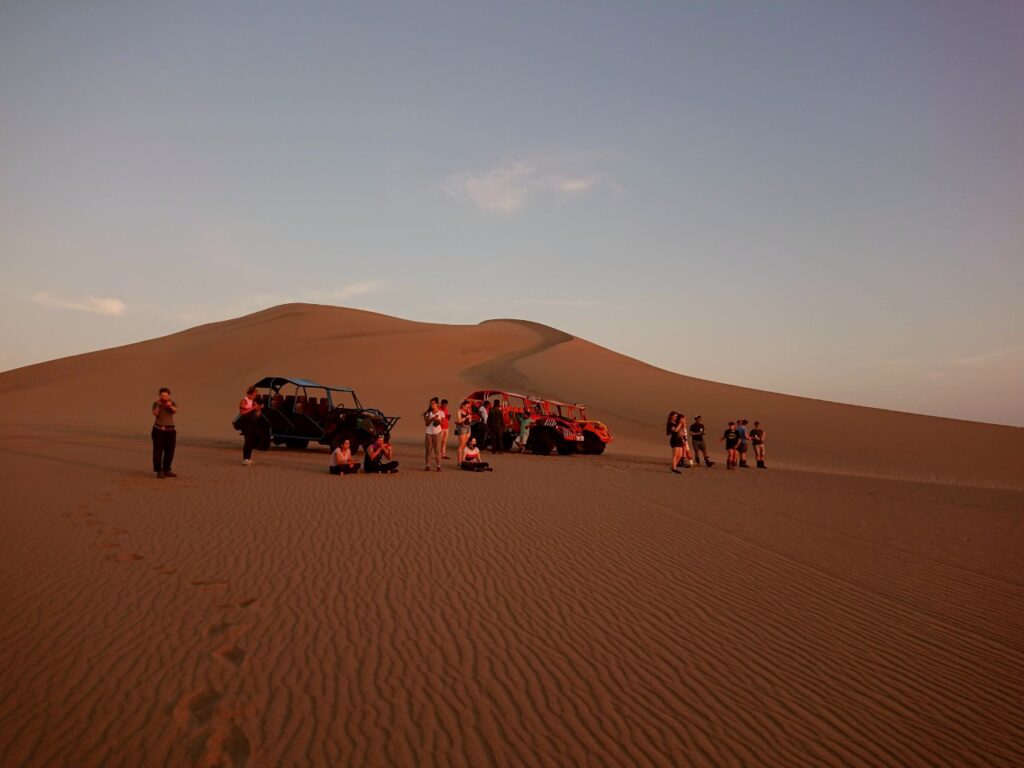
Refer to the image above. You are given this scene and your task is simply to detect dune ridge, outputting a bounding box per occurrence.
[0,302,1020,489]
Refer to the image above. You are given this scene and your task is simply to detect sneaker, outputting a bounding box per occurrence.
[671,468,681,474]
[242,459,252,466]
[424,466,431,471]
[705,461,715,468]
[157,471,166,479]
[436,467,442,472]
[163,471,177,478]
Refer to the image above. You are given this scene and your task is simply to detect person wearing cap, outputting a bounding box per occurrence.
[689,415,714,467]
[736,419,750,468]
[720,420,740,470]
[750,421,767,468]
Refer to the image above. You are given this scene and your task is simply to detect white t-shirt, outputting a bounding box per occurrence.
[425,409,443,435]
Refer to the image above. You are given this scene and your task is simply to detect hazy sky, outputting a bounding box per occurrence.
[2,1,1022,425]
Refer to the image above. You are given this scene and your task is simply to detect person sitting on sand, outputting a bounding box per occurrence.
[750,421,767,468]
[329,439,360,475]
[364,435,399,474]
[460,437,493,472]
[689,415,714,467]
[667,411,688,473]
[721,421,740,470]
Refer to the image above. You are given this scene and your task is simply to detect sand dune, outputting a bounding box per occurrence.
[0,302,1021,488]
[1,304,1023,767]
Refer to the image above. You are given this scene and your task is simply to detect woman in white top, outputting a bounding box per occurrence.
[423,397,444,472]
[329,439,359,475]
[460,438,492,472]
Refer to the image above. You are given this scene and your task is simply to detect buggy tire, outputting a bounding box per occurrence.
[502,432,516,451]
[255,422,272,451]
[582,432,606,455]
[530,430,555,455]
[556,440,576,456]
[284,439,309,450]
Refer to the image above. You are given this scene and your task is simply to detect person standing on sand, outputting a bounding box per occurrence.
[238,385,262,466]
[515,409,532,452]
[476,401,489,449]
[721,420,740,470]
[667,411,687,473]
[736,419,750,468]
[460,437,494,472]
[487,398,505,454]
[364,435,399,474]
[151,387,178,478]
[439,398,451,460]
[750,421,767,468]
[424,397,444,471]
[455,400,472,462]
[690,415,714,467]
[329,439,360,475]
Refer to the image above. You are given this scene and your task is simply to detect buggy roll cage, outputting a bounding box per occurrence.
[252,376,365,410]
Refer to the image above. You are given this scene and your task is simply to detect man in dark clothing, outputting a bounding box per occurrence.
[151,387,178,478]
[689,415,714,467]
[487,398,505,454]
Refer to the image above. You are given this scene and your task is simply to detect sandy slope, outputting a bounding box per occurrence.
[0,303,1021,488]
[1,427,1022,767]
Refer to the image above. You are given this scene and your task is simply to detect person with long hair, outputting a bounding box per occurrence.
[666,411,687,473]
[238,384,262,466]
[364,435,399,474]
[329,438,359,475]
[455,400,472,462]
[439,398,451,461]
[460,437,493,471]
[423,397,444,471]
[679,414,694,468]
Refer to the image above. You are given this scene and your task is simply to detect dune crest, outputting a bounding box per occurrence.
[0,302,1021,488]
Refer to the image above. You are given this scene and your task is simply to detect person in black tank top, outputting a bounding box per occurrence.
[720,421,740,470]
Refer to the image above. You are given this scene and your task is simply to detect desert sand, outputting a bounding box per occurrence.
[1,303,1022,767]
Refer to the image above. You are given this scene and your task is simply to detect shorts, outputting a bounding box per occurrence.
[738,441,748,453]
[670,434,684,448]
[726,440,739,450]
[454,424,467,436]
[692,439,706,453]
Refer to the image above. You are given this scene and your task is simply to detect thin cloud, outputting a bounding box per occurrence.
[32,292,126,317]
[952,345,1024,368]
[515,298,606,308]
[442,159,612,213]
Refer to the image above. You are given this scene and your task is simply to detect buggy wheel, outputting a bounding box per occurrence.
[529,430,555,455]
[284,439,309,450]
[582,432,606,455]
[502,432,516,451]
[556,439,576,455]
[256,422,272,451]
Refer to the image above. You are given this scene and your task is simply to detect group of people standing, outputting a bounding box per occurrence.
[426,397,494,472]
[667,413,767,472]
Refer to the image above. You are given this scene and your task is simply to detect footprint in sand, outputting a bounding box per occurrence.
[173,687,223,729]
[191,579,230,591]
[104,552,144,563]
[213,641,246,668]
[237,598,258,608]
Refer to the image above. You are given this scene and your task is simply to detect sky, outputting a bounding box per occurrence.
[1,1,1022,425]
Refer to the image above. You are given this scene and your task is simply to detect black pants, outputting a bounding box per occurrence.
[461,461,491,471]
[151,427,176,472]
[365,460,399,474]
[240,415,259,460]
[489,429,504,453]
[329,464,359,475]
